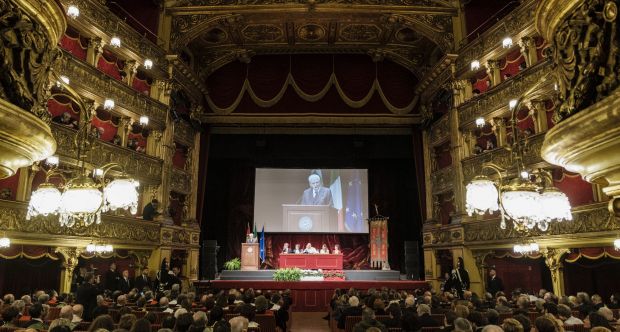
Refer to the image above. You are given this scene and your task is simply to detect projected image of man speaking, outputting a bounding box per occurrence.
[300,173,333,206]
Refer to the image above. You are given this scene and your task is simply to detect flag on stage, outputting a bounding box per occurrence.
[345,169,363,232]
[259,225,265,263]
[253,223,257,239]
[329,172,344,231]
[246,223,250,236]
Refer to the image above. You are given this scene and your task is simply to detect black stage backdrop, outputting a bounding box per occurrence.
[200,133,424,278]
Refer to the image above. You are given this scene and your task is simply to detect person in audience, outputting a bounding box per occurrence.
[502,318,524,332]
[229,316,248,332]
[1,306,20,327]
[59,306,75,330]
[24,302,47,330]
[486,309,500,326]
[144,312,157,325]
[383,303,402,328]
[486,268,504,296]
[373,298,386,316]
[174,312,193,332]
[543,302,559,317]
[54,112,78,129]
[72,304,84,323]
[104,262,121,292]
[118,313,137,330]
[76,273,103,321]
[320,243,330,254]
[592,294,605,311]
[293,244,301,254]
[333,244,341,254]
[417,303,440,329]
[353,307,387,332]
[161,316,176,330]
[143,199,161,221]
[281,243,291,254]
[482,326,503,332]
[535,315,562,332]
[558,304,583,326]
[468,310,487,332]
[3,293,15,305]
[206,306,228,330]
[303,242,318,254]
[134,267,152,292]
[189,311,207,332]
[513,314,532,332]
[608,293,620,309]
[130,318,152,332]
[401,297,418,332]
[254,295,271,315]
[338,296,362,330]
[577,292,593,317]
[91,295,109,319]
[159,297,174,313]
[590,327,612,332]
[496,296,513,314]
[87,314,115,332]
[597,307,617,325]
[119,270,133,294]
[454,318,474,332]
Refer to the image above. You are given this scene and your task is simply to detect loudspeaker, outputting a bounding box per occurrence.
[404,241,420,280]
[202,240,219,280]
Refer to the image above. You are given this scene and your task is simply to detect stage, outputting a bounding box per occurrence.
[194,270,428,312]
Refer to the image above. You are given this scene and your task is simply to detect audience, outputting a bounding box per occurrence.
[353,307,387,332]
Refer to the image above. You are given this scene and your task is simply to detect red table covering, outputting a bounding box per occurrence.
[279,253,343,269]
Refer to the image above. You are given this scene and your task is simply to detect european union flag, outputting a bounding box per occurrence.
[345,170,364,232]
[259,225,266,263]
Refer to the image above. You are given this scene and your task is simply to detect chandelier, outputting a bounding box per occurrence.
[615,239,620,250]
[26,77,139,227]
[513,242,539,255]
[465,98,572,232]
[86,242,114,254]
[0,233,9,248]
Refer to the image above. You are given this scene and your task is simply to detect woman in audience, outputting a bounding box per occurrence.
[130,318,152,332]
[333,244,341,254]
[87,314,115,332]
[254,295,271,315]
[502,318,524,332]
[119,314,138,330]
[585,312,615,331]
[320,244,330,254]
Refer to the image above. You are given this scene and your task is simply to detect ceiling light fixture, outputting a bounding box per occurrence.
[103,99,115,110]
[139,115,149,126]
[513,242,539,255]
[0,236,9,248]
[502,37,513,49]
[144,59,153,70]
[110,36,121,48]
[475,117,485,128]
[66,5,80,19]
[471,60,480,71]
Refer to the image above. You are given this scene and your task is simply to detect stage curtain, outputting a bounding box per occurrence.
[265,234,369,270]
[91,109,119,143]
[499,49,525,80]
[0,256,61,296]
[0,169,20,201]
[552,169,594,207]
[412,130,427,221]
[205,55,418,114]
[173,144,187,170]
[59,28,87,61]
[472,71,490,94]
[434,141,452,169]
[563,253,620,302]
[97,50,124,81]
[485,255,551,296]
[132,71,152,95]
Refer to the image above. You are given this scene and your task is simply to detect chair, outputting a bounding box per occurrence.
[498,313,512,324]
[388,329,402,332]
[528,312,542,325]
[155,311,172,324]
[133,311,147,319]
[564,324,586,332]
[225,313,240,321]
[247,327,261,332]
[421,327,443,332]
[254,314,277,332]
[75,321,91,330]
[344,315,362,332]
[108,309,120,322]
[47,306,61,320]
[0,326,20,332]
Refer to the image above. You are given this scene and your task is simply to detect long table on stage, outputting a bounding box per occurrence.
[279,253,343,269]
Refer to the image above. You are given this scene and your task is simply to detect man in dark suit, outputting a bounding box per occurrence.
[338,296,363,330]
[401,296,418,332]
[76,273,102,321]
[300,174,333,206]
[134,267,151,292]
[25,303,48,330]
[486,267,504,296]
[118,269,132,294]
[417,304,440,329]
[168,266,181,289]
[104,262,120,291]
[281,243,292,254]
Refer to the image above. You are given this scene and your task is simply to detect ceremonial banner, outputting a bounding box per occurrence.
[369,217,389,269]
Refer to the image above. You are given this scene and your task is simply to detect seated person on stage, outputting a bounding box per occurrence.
[281,243,291,254]
[320,244,330,254]
[303,243,318,254]
[293,244,301,254]
[333,244,342,254]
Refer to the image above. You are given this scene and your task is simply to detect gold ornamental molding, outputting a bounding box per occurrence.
[51,123,163,186]
[0,99,56,178]
[57,0,167,76]
[455,0,538,73]
[431,166,455,195]
[461,133,546,183]
[174,121,196,147]
[59,52,168,127]
[422,225,464,248]
[535,0,583,43]
[16,0,66,46]
[429,113,450,146]
[199,113,422,126]
[457,60,553,128]
[0,200,160,247]
[170,168,192,195]
[167,55,209,104]
[462,203,616,246]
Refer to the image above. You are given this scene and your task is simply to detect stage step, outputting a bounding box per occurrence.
[217,269,403,281]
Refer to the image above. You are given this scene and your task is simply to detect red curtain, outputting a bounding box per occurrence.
[434,141,452,169]
[132,71,152,95]
[552,169,594,207]
[173,144,187,170]
[91,109,119,143]
[0,169,20,200]
[59,28,87,61]
[565,247,620,262]
[472,71,490,94]
[97,50,124,81]
[476,124,496,150]
[206,54,417,114]
[265,234,369,270]
[485,255,552,296]
[31,170,63,192]
[47,97,79,121]
[128,132,147,152]
[500,48,525,80]
[78,254,136,278]
[438,192,455,225]
[0,257,61,296]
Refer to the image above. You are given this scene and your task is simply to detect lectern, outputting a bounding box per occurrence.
[241,243,259,270]
[282,204,330,232]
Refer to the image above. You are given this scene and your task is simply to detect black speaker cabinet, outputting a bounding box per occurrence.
[202,240,219,280]
[404,241,420,280]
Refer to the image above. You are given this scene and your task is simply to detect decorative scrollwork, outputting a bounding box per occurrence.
[551,0,620,122]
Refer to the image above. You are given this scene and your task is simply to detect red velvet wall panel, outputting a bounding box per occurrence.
[107,0,159,43]
[476,125,497,151]
[500,48,525,81]
[59,31,87,61]
[0,169,20,200]
[48,97,79,122]
[485,256,551,295]
[97,51,123,81]
[552,169,594,207]
[438,192,455,225]
[132,73,151,95]
[173,144,187,170]
[128,132,147,152]
[92,109,119,143]
[472,71,490,94]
